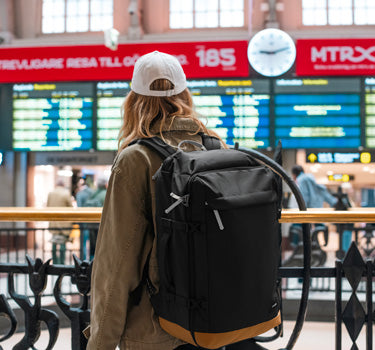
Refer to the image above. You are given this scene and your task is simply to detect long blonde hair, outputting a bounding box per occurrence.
[118,79,223,150]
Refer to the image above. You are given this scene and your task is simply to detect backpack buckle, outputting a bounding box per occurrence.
[165,193,189,214]
[187,298,203,309]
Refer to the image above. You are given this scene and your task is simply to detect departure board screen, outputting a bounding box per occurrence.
[96,79,271,150]
[365,78,375,148]
[189,79,270,148]
[274,78,361,149]
[97,82,130,151]
[12,83,94,151]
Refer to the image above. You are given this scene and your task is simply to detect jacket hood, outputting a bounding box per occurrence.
[150,117,202,135]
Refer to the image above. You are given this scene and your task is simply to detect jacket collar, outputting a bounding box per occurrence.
[150,117,201,135]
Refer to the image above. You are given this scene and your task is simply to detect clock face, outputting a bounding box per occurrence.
[247,28,296,77]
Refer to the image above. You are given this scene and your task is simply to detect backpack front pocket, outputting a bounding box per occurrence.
[203,189,280,331]
[206,190,278,231]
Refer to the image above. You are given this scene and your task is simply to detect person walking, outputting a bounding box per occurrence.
[75,176,94,260]
[290,165,338,248]
[85,51,229,349]
[76,176,94,207]
[83,177,107,259]
[291,165,337,209]
[47,179,73,265]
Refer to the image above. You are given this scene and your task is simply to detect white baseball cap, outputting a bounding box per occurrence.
[131,51,187,97]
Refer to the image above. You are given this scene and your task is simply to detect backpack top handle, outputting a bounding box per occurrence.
[177,140,207,151]
[198,132,222,150]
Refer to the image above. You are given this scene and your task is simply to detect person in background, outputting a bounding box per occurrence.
[47,179,73,264]
[291,165,338,209]
[334,185,354,253]
[290,165,338,248]
[76,176,94,207]
[83,177,108,260]
[75,176,94,260]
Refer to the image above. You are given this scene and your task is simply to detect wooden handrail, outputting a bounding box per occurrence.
[0,207,375,223]
[0,207,102,222]
[280,208,375,223]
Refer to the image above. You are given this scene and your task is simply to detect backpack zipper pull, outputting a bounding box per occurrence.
[213,209,224,230]
[165,193,188,214]
[205,202,224,230]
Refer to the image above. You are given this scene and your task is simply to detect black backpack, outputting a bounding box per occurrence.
[131,136,306,349]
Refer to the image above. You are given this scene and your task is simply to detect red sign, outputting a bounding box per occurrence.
[296,38,375,76]
[0,40,249,83]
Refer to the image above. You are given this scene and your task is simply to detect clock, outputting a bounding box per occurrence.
[247,28,296,77]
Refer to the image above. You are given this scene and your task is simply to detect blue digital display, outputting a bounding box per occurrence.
[275,94,360,104]
[190,79,271,149]
[365,77,375,148]
[274,78,361,149]
[12,83,94,151]
[96,81,131,151]
[95,79,271,150]
[7,78,368,152]
[276,116,360,127]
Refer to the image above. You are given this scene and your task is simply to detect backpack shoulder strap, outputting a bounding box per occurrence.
[199,132,221,150]
[130,137,176,159]
[129,250,154,305]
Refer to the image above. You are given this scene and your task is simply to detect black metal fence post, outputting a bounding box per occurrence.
[366,259,373,350]
[335,258,343,350]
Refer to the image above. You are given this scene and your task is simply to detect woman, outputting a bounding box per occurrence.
[86,51,224,350]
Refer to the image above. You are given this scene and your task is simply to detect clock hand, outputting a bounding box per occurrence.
[259,47,290,55]
[259,50,275,54]
[273,46,290,53]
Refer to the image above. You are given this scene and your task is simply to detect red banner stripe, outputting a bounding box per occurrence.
[296,38,375,76]
[0,41,250,83]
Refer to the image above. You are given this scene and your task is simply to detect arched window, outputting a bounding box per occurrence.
[169,0,244,29]
[42,0,113,34]
[302,0,375,26]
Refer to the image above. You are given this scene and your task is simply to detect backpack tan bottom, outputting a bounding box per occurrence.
[159,312,281,349]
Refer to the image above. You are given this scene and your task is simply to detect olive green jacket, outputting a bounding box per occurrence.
[86,117,209,350]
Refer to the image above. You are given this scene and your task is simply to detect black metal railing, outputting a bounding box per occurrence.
[0,243,373,350]
[0,204,374,349]
[0,226,101,262]
[0,226,96,302]
[0,255,91,350]
[1,225,373,297]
